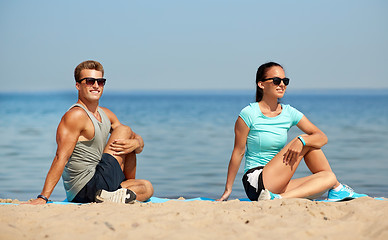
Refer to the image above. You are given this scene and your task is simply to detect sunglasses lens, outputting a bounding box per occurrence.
[272,78,281,85]
[97,79,106,86]
[272,77,289,86]
[85,79,95,86]
[82,78,106,86]
[261,77,290,86]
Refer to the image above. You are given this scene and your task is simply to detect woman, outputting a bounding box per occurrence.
[218,62,367,201]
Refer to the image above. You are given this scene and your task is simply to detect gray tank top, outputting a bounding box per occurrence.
[62,103,111,201]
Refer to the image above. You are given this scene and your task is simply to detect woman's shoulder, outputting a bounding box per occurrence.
[239,103,259,126]
[281,104,304,120]
[241,102,258,113]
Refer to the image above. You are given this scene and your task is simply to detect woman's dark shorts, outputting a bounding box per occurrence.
[72,153,126,203]
[242,166,265,201]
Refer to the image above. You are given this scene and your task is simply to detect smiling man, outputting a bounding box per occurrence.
[30,60,153,204]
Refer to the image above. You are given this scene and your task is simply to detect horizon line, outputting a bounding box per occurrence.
[1,88,388,95]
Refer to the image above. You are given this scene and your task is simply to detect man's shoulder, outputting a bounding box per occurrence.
[66,105,88,117]
[99,106,113,114]
[62,106,89,124]
[98,106,117,119]
[98,106,120,127]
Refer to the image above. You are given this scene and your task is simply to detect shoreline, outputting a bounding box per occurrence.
[1,197,387,239]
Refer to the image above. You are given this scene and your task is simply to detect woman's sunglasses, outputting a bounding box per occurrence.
[261,77,289,86]
[77,77,106,87]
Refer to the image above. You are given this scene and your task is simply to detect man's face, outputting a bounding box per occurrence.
[76,69,104,102]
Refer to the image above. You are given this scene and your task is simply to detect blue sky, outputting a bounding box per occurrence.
[1,0,387,92]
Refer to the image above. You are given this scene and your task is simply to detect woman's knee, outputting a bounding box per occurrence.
[323,171,337,187]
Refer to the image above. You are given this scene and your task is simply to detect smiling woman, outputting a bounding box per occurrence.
[255,62,287,102]
[218,62,368,202]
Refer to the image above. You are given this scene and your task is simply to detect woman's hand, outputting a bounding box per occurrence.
[109,139,140,155]
[217,117,249,201]
[217,189,232,201]
[283,137,304,165]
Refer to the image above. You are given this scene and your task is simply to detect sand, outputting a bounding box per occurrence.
[1,197,387,240]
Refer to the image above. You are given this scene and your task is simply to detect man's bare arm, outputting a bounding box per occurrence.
[28,109,85,204]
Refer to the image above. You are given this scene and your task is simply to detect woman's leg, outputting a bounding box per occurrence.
[303,148,340,189]
[262,141,338,198]
[279,171,336,198]
[282,148,340,194]
[304,148,335,177]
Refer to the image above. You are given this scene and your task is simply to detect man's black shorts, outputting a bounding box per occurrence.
[72,153,125,203]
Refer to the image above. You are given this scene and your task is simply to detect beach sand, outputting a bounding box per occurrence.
[1,197,387,240]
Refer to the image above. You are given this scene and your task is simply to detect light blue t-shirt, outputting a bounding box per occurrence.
[239,103,304,173]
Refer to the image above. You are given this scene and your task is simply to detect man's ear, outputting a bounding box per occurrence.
[75,82,80,90]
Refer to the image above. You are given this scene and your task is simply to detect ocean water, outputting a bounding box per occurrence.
[0,91,387,201]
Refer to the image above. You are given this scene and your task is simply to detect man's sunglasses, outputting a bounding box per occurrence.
[77,77,106,87]
[261,77,289,86]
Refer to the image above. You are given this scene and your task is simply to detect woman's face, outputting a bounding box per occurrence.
[259,66,287,99]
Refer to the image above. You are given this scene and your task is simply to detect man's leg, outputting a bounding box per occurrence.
[121,179,154,202]
[123,152,136,179]
[102,125,153,201]
[103,125,133,168]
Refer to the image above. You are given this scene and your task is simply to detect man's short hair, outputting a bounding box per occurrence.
[74,60,104,81]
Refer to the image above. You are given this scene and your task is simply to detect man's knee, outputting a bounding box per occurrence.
[123,179,153,200]
[134,179,154,198]
[141,179,154,195]
[112,125,134,138]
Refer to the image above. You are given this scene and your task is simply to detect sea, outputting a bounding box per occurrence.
[1,90,387,201]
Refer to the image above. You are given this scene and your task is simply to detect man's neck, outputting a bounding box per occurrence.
[77,99,99,114]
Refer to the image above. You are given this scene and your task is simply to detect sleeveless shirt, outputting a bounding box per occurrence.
[62,103,111,201]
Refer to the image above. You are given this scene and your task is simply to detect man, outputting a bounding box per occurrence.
[30,60,153,204]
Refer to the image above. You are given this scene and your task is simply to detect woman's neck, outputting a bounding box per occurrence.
[259,96,279,111]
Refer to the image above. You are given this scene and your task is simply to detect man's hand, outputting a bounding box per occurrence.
[133,134,144,154]
[109,139,141,155]
[25,198,47,205]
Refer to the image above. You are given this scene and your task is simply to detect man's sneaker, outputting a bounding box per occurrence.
[258,189,281,201]
[95,188,137,204]
[327,184,368,202]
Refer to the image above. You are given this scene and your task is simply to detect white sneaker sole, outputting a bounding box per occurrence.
[95,188,136,204]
